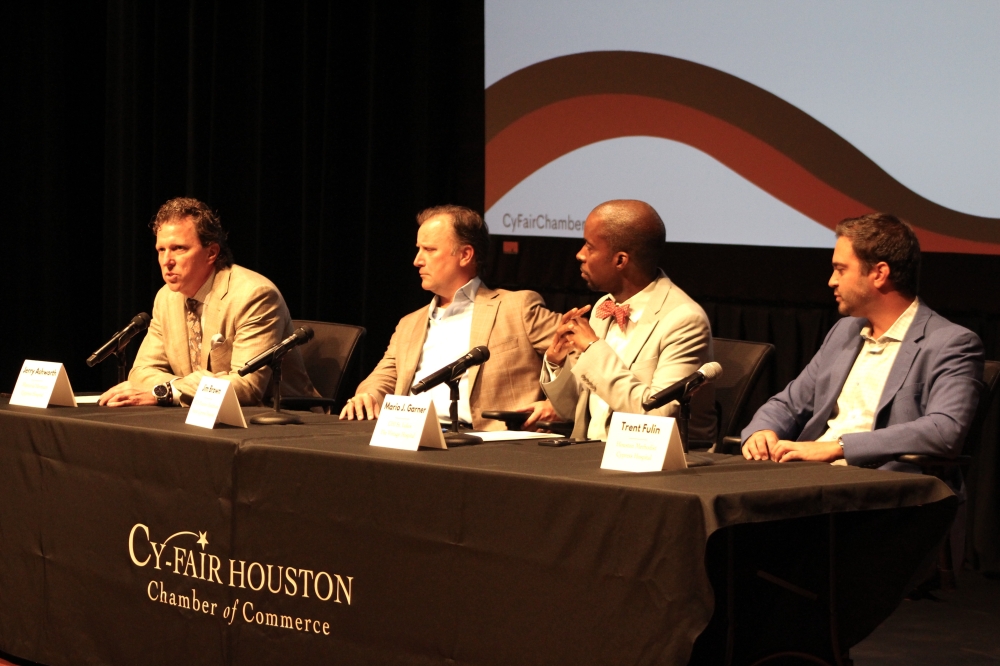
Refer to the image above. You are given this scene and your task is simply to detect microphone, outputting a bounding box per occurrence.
[411,346,490,394]
[86,313,151,367]
[642,362,723,411]
[238,327,314,376]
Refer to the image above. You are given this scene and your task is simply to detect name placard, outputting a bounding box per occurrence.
[10,360,77,408]
[185,377,247,429]
[370,395,446,450]
[600,412,686,473]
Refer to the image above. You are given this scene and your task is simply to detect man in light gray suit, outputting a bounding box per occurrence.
[742,213,983,470]
[542,200,716,443]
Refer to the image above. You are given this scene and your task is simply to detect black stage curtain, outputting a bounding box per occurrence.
[4,1,1000,570]
[2,0,484,392]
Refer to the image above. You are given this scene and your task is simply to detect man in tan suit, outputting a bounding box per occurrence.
[99,197,316,407]
[542,200,716,443]
[340,205,561,431]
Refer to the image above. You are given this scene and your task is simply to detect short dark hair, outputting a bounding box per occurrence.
[594,200,665,276]
[836,212,920,297]
[150,197,234,269]
[416,205,490,276]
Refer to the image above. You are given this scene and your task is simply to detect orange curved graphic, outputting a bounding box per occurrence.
[485,52,1000,254]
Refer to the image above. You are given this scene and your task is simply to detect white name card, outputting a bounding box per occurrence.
[185,376,247,429]
[370,395,446,450]
[600,412,687,473]
[10,360,77,408]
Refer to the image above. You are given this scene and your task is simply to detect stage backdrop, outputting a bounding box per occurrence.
[2,0,1000,575]
[485,1,1000,254]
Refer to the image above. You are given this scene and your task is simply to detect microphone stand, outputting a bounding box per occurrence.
[250,358,302,426]
[442,378,482,446]
[677,391,692,454]
[115,345,129,385]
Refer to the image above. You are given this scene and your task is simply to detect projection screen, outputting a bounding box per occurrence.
[485,1,1000,253]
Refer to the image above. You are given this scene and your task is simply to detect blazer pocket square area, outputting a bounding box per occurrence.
[488,336,520,355]
[210,341,234,370]
[896,382,925,396]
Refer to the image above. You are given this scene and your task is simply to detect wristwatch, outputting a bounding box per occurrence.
[152,382,173,406]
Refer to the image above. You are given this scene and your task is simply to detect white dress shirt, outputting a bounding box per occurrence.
[411,278,481,425]
[819,297,920,444]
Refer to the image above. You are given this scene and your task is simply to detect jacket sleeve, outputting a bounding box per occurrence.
[740,321,847,443]
[520,290,561,356]
[541,352,582,421]
[129,290,182,390]
[842,328,984,466]
[354,319,407,406]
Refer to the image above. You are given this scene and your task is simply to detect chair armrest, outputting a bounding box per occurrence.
[718,435,744,455]
[536,420,574,436]
[895,454,971,469]
[280,396,339,413]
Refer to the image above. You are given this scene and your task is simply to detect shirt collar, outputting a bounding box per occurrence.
[189,269,216,305]
[861,297,920,344]
[429,277,481,317]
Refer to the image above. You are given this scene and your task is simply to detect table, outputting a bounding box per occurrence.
[0,400,955,665]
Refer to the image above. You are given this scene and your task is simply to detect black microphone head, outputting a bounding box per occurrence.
[468,345,490,363]
[294,326,314,342]
[131,312,151,330]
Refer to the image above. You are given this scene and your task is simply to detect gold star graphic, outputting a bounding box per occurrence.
[197,531,209,550]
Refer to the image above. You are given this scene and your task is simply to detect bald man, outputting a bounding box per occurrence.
[541,200,716,443]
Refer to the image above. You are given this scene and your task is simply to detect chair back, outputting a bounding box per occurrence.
[291,320,366,401]
[962,359,1000,459]
[713,338,775,446]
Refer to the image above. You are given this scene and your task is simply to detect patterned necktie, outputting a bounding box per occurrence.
[595,299,631,330]
[186,298,203,371]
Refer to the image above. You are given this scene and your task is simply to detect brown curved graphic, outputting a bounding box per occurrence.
[486,51,1000,254]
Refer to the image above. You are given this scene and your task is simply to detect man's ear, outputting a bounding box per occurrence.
[206,243,220,264]
[871,261,891,289]
[458,244,475,267]
[614,252,629,270]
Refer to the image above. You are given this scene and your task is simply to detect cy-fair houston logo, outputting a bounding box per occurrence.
[128,523,353,637]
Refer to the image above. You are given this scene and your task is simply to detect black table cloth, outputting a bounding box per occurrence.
[0,401,955,665]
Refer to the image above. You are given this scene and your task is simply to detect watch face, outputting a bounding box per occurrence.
[153,384,170,399]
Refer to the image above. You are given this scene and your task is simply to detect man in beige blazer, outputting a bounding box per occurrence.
[99,197,316,407]
[542,200,716,443]
[340,205,561,431]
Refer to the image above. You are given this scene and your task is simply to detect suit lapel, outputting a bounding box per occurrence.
[398,307,431,394]
[576,294,615,433]
[589,294,613,342]
[466,286,499,393]
[200,268,230,371]
[876,303,929,414]
[618,275,670,368]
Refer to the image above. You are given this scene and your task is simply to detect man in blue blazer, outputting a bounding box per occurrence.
[742,213,984,472]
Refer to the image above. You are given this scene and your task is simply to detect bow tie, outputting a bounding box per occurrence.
[595,299,631,330]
